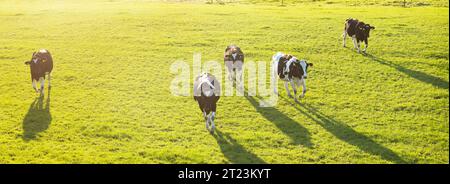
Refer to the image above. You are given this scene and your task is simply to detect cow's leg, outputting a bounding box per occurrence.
[352,36,358,51]
[235,61,243,84]
[290,80,298,102]
[210,111,216,134]
[32,80,38,93]
[363,39,368,53]
[47,72,51,88]
[209,99,220,134]
[300,79,307,98]
[39,77,45,96]
[235,61,243,93]
[203,111,209,130]
[357,40,361,53]
[284,81,292,98]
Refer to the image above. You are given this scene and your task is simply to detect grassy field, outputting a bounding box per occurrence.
[244,0,449,7]
[0,0,448,163]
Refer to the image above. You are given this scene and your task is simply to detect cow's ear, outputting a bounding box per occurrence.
[25,61,31,65]
[371,26,375,30]
[308,63,313,67]
[32,52,36,56]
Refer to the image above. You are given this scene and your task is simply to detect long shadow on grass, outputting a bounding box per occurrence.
[245,94,313,148]
[22,88,52,141]
[213,129,266,164]
[282,97,407,163]
[364,53,449,89]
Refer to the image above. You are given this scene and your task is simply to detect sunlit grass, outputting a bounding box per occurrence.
[0,0,448,163]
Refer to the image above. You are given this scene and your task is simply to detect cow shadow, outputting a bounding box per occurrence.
[244,94,313,148]
[22,88,52,141]
[364,53,449,89]
[284,98,407,163]
[213,129,266,164]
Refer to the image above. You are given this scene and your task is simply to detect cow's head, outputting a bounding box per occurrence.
[229,46,239,59]
[296,59,313,79]
[24,52,37,65]
[364,24,375,37]
[358,22,375,38]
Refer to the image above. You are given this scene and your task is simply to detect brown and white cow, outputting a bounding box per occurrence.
[193,73,221,134]
[224,45,244,85]
[272,52,313,102]
[343,18,375,53]
[24,49,53,95]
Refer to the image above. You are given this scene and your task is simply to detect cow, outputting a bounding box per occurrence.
[193,73,221,134]
[224,45,244,86]
[343,18,375,53]
[272,52,313,102]
[24,49,53,95]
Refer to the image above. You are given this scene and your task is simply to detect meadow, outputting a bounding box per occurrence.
[0,0,448,163]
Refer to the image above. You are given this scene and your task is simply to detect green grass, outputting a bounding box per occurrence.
[0,0,448,163]
[242,0,449,7]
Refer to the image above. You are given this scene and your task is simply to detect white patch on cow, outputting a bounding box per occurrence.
[197,75,215,90]
[39,49,47,53]
[299,60,308,78]
[197,74,216,97]
[232,53,237,60]
[33,58,38,63]
[283,57,296,76]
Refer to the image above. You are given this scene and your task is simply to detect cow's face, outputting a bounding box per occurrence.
[361,23,375,38]
[298,60,313,79]
[24,52,37,65]
[230,47,238,58]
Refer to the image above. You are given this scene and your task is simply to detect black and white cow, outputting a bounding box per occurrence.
[272,52,313,102]
[24,49,53,95]
[343,18,375,53]
[224,45,244,85]
[193,73,221,134]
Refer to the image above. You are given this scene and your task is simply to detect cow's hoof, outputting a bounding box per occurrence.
[209,128,215,134]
